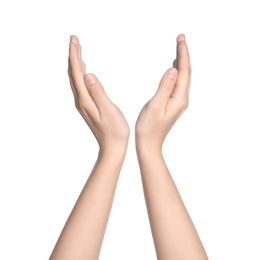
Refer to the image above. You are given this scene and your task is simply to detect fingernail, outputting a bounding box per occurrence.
[70,35,78,44]
[183,34,186,41]
[167,68,177,79]
[85,74,96,85]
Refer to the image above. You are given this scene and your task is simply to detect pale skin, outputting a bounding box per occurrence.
[49,34,208,260]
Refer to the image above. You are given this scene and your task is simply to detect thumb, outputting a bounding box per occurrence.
[84,73,113,112]
[152,67,178,103]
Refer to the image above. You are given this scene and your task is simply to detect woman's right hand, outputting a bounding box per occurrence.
[135,34,191,154]
[68,35,130,155]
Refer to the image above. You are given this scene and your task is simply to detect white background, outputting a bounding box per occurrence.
[0,0,259,259]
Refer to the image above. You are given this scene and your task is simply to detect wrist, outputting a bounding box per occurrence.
[94,147,127,177]
[99,141,128,161]
[135,140,163,159]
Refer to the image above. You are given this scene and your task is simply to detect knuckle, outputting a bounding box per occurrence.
[112,104,120,111]
[106,104,119,116]
[147,100,160,110]
[181,98,189,109]
[77,96,87,110]
[176,97,189,110]
[75,100,80,111]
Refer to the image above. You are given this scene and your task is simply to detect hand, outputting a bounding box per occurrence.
[68,35,130,155]
[135,34,191,153]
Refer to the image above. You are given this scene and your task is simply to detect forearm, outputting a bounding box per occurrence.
[50,148,127,260]
[136,146,208,260]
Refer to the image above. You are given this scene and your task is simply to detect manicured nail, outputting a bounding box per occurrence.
[167,68,177,79]
[85,74,96,85]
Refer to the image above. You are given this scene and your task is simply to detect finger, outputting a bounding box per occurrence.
[78,43,82,60]
[171,34,191,99]
[70,35,79,45]
[152,67,178,104]
[173,58,177,69]
[67,65,77,98]
[68,59,97,112]
[78,44,86,73]
[68,38,89,98]
[70,34,80,62]
[82,61,86,74]
[68,36,95,112]
[177,34,190,72]
[72,38,85,73]
[176,36,179,69]
[84,73,114,115]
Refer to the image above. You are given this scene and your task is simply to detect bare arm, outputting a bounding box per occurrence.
[49,35,129,260]
[135,34,208,260]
